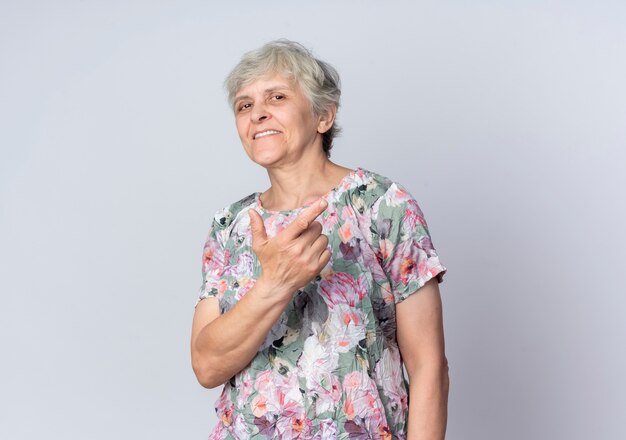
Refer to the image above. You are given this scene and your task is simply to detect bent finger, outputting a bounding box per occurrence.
[308,233,329,256]
[318,248,332,266]
[297,221,323,245]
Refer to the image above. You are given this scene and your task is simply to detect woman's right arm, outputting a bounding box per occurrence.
[190,199,330,388]
[191,278,293,388]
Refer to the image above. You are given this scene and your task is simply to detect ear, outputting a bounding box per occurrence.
[317,104,337,134]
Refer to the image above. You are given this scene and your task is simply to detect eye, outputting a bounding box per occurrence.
[237,102,252,112]
[271,94,285,101]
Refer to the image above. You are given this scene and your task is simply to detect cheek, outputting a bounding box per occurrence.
[235,119,244,133]
[235,120,249,142]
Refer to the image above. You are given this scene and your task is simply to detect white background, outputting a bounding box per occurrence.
[1,1,625,439]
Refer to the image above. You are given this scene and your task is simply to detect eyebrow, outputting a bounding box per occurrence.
[234,85,292,103]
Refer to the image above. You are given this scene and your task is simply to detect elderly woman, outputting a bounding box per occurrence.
[191,40,449,439]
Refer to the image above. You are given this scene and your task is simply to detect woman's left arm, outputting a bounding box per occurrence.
[396,277,449,440]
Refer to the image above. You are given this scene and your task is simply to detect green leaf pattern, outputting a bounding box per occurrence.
[196,168,447,439]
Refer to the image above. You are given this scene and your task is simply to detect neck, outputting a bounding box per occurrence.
[261,156,353,211]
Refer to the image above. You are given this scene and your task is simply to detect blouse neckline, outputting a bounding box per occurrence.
[254,167,364,216]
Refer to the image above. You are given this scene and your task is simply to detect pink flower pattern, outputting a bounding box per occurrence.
[197,168,447,438]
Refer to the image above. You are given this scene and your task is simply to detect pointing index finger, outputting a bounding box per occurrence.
[283,198,328,240]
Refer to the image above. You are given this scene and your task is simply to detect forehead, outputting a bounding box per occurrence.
[235,73,299,98]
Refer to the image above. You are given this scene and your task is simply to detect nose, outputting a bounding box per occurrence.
[250,102,270,123]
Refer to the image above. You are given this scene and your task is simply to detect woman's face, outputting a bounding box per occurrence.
[233,73,327,168]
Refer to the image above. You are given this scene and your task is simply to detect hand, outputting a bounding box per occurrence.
[248,198,331,298]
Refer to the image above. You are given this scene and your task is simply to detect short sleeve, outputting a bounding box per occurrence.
[372,183,447,304]
[195,219,227,308]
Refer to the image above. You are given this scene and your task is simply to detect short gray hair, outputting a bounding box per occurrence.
[225,39,342,158]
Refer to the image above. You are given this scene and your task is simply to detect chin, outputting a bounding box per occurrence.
[248,148,287,168]
[249,153,282,169]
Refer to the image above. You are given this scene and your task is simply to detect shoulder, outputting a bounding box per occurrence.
[205,192,257,244]
[211,192,257,228]
[345,168,417,214]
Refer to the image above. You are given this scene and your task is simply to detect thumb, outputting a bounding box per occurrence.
[248,208,268,247]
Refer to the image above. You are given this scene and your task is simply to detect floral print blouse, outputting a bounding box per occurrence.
[196,168,447,439]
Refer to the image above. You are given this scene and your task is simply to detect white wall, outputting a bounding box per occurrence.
[1,1,624,438]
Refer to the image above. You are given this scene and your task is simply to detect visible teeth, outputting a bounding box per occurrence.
[255,130,279,139]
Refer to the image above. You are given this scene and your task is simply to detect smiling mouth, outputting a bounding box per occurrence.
[253,130,281,140]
